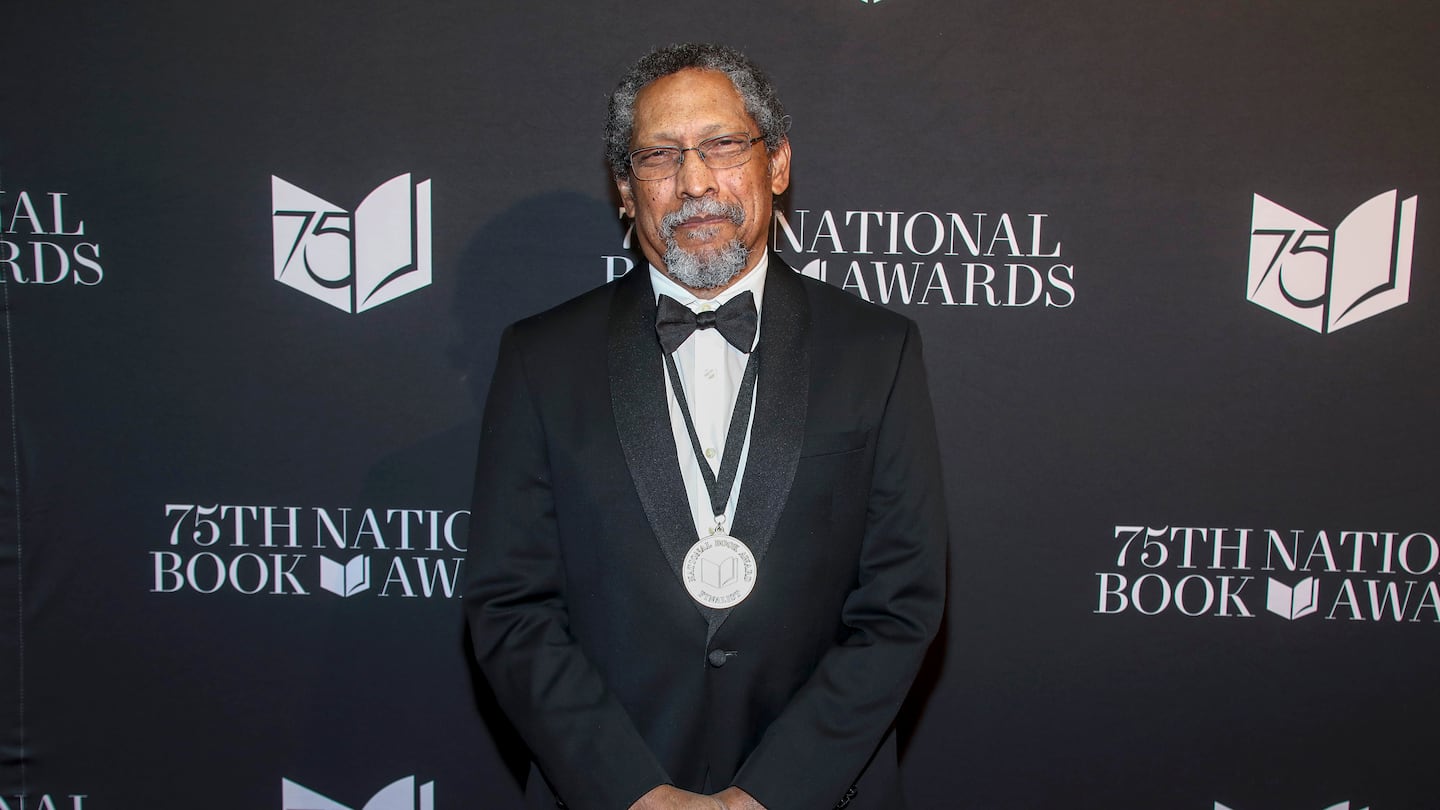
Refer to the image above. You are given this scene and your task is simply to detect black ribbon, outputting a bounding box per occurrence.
[662,337,761,525]
[655,292,758,354]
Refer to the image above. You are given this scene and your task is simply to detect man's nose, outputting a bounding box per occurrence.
[675,148,719,198]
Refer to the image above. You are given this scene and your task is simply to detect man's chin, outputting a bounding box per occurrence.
[662,243,749,291]
[674,226,734,249]
[679,245,729,265]
[668,272,725,291]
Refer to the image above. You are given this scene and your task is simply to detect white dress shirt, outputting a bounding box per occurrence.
[648,255,768,541]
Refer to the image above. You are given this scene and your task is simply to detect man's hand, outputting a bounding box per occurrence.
[627,785,768,810]
[712,787,767,810]
[628,785,724,810]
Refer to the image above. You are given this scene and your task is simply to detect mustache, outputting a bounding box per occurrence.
[659,197,746,239]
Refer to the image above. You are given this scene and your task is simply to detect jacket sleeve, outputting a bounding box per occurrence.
[464,325,670,810]
[732,320,949,809]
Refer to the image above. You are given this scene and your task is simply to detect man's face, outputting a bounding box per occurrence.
[616,68,791,293]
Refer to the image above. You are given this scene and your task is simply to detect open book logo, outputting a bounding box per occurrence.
[282,776,434,810]
[1248,190,1417,333]
[319,554,371,597]
[1266,576,1319,620]
[272,174,433,313]
[701,551,738,588]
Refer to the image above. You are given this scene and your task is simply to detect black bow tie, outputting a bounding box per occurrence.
[655,292,758,354]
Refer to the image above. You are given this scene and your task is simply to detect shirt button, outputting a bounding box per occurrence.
[704,447,715,459]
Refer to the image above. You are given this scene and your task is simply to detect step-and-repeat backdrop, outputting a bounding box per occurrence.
[3,2,1436,808]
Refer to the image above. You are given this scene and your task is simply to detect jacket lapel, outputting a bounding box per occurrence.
[608,268,699,589]
[708,256,809,641]
[729,255,809,568]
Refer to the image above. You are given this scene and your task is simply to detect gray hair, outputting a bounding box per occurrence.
[606,43,789,179]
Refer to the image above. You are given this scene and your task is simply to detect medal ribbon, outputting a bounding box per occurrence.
[662,339,761,532]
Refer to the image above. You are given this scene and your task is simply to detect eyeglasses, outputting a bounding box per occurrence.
[627,133,764,181]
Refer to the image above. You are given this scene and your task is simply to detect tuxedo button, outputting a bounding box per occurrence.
[707,649,732,668]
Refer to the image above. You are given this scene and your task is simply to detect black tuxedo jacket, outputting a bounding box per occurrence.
[464,255,947,810]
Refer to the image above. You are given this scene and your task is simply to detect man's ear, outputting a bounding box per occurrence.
[767,138,792,196]
[615,175,637,218]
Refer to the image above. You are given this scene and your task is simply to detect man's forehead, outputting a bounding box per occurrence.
[631,69,754,142]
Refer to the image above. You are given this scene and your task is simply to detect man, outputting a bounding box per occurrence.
[465,44,947,810]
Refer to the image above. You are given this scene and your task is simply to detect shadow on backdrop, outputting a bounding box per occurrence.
[362,189,631,789]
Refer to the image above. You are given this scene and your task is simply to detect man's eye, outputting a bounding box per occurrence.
[634,149,675,165]
[707,137,745,151]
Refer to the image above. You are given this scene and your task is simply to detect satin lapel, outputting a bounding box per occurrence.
[607,270,707,603]
[715,255,810,637]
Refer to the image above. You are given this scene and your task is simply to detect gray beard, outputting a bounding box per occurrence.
[663,237,749,290]
[659,199,750,290]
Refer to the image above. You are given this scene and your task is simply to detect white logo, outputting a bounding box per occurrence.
[1266,576,1319,619]
[282,776,433,810]
[772,209,1075,308]
[0,794,88,810]
[319,554,371,597]
[1096,525,1440,624]
[1217,803,1367,810]
[153,504,467,599]
[272,174,432,313]
[682,534,758,607]
[1,188,104,285]
[1248,190,1417,333]
[603,207,1077,309]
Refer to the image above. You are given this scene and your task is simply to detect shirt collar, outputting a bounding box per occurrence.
[648,252,769,315]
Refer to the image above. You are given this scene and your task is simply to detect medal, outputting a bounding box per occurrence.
[659,304,764,608]
[683,533,758,607]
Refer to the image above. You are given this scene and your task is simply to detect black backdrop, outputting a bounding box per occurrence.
[3,2,1437,808]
